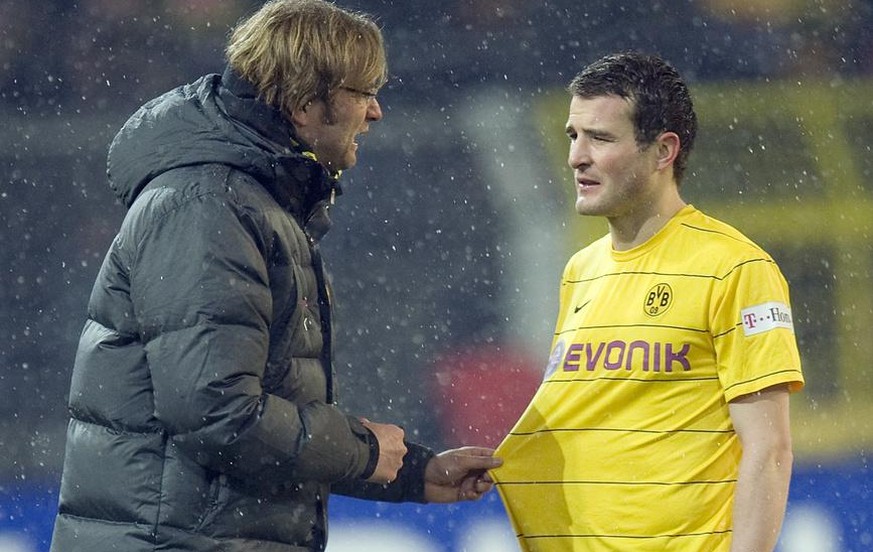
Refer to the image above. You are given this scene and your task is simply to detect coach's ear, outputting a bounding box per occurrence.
[291,101,313,127]
[655,131,680,170]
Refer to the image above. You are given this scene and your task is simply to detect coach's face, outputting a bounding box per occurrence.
[292,85,382,172]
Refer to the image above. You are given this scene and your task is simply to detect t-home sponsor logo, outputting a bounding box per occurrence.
[741,301,794,336]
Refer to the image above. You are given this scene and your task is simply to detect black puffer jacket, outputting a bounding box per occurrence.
[50,68,434,552]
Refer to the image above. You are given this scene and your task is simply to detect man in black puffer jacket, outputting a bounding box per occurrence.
[50,1,501,550]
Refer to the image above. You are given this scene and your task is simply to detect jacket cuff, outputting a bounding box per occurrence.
[358,427,380,480]
[328,441,436,503]
[346,415,380,480]
[400,442,436,503]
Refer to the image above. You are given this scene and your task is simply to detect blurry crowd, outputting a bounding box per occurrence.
[3,0,872,115]
[2,0,873,483]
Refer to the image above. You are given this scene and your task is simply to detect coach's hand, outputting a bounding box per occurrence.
[423,447,503,503]
[361,419,407,484]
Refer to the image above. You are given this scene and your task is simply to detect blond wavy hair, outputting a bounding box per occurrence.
[226,0,387,117]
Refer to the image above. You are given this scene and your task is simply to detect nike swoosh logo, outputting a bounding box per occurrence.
[574,300,591,314]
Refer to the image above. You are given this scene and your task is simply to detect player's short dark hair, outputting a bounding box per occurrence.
[568,52,698,183]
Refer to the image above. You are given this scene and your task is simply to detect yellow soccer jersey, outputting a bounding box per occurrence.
[493,206,804,552]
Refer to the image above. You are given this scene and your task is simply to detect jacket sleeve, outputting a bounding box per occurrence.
[331,442,435,503]
[128,185,372,483]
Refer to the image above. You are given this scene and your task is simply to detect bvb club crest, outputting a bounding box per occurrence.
[644,283,673,316]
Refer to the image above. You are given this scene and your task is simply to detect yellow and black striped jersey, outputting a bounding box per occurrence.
[493,205,804,551]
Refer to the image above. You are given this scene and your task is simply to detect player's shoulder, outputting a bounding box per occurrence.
[565,232,611,267]
[677,206,772,261]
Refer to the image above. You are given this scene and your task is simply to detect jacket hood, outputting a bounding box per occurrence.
[107,69,340,222]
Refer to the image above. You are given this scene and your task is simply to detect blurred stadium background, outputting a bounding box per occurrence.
[1,0,871,550]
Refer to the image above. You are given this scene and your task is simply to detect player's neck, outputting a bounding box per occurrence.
[608,194,686,251]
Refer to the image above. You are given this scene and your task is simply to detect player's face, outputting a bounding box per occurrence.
[295,86,382,172]
[565,95,660,219]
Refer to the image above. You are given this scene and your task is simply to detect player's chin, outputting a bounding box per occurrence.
[575,198,596,216]
[575,193,609,216]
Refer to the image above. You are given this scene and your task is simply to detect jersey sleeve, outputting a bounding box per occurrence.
[711,257,805,402]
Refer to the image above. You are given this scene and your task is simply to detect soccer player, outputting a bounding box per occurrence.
[492,52,804,551]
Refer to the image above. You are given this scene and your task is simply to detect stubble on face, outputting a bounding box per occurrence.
[566,95,665,224]
[295,90,375,172]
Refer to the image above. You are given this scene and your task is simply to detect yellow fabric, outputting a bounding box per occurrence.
[493,206,804,551]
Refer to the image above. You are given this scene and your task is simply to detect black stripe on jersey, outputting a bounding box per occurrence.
[506,426,734,437]
[497,479,737,487]
[562,257,776,284]
[544,375,720,384]
[680,221,753,244]
[518,528,733,541]
[555,322,708,337]
[723,369,804,394]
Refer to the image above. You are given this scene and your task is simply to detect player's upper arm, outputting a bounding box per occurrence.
[728,383,793,451]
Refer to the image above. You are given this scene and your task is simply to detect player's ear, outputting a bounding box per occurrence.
[655,131,680,170]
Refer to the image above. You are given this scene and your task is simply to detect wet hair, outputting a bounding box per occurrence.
[226,0,387,118]
[567,52,698,183]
